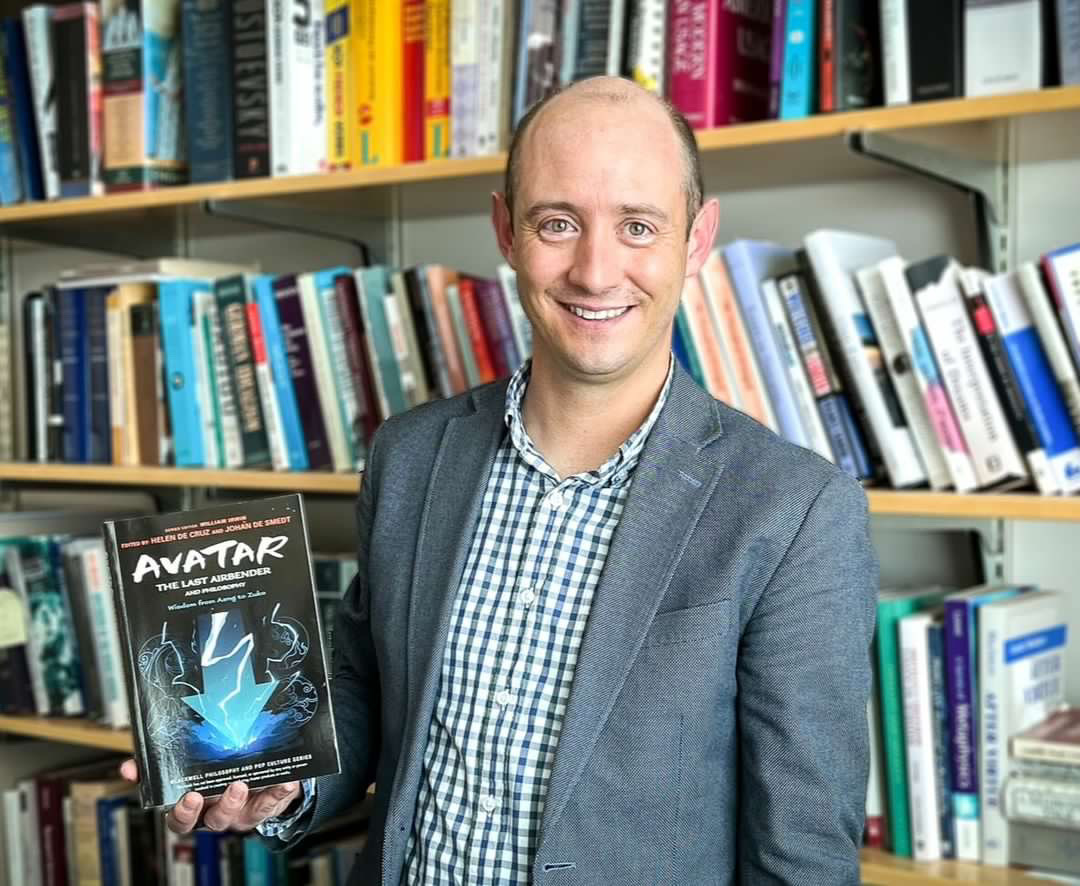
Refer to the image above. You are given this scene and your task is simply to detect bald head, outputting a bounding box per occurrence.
[504,77,704,238]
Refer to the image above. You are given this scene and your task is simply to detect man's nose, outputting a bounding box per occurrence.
[566,228,622,295]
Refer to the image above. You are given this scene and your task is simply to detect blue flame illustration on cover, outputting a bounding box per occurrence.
[104,493,341,808]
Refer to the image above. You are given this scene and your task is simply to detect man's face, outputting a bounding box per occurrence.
[495,98,706,389]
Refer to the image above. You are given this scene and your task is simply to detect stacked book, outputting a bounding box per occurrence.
[867,583,1072,876]
[20,258,529,472]
[680,234,1080,495]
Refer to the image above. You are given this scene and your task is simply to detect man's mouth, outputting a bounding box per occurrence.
[561,303,633,321]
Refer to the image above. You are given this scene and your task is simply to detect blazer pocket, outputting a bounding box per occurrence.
[645,599,732,647]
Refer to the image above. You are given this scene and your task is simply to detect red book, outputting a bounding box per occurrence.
[402,0,426,163]
[457,277,498,383]
[333,273,383,441]
[714,1,773,124]
[667,0,721,129]
[820,0,836,112]
[865,816,886,849]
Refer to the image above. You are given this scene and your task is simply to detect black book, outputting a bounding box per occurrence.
[907,0,963,101]
[60,541,105,723]
[231,0,269,178]
[44,287,65,462]
[182,0,235,183]
[834,0,883,110]
[103,494,340,809]
[23,291,41,460]
[52,4,96,196]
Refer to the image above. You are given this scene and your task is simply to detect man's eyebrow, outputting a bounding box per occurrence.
[521,201,580,223]
[520,201,671,224]
[617,203,670,223]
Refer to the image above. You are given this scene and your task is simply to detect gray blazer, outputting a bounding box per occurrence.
[281,361,879,885]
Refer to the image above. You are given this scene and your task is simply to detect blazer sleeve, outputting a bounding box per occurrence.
[736,471,879,885]
[268,432,384,849]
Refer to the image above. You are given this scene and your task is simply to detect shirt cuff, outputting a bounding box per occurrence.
[256,778,316,840]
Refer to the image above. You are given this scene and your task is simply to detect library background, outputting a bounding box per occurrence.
[0,0,1079,884]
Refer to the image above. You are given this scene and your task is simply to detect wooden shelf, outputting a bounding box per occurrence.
[0,86,1077,225]
[860,848,1058,884]
[0,462,360,494]
[0,714,132,752]
[864,489,1080,522]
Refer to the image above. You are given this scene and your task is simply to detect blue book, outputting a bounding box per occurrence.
[253,274,308,470]
[243,835,274,886]
[195,831,223,886]
[2,20,43,201]
[357,267,408,417]
[673,304,707,390]
[942,584,1024,861]
[927,619,955,859]
[159,280,206,467]
[97,794,133,886]
[57,287,87,462]
[0,30,21,205]
[723,240,808,447]
[779,0,816,120]
[181,0,233,183]
[85,286,112,464]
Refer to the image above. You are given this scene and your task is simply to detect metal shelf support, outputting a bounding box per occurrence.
[848,123,1012,273]
[872,513,1008,584]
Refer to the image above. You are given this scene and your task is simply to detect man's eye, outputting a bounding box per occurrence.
[542,219,573,234]
[626,222,651,238]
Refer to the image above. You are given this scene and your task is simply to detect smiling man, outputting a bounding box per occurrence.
[134,76,878,885]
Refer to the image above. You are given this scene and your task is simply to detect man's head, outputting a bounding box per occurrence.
[492,76,719,391]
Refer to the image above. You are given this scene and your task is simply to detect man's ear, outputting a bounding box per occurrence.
[685,197,720,278]
[492,192,515,266]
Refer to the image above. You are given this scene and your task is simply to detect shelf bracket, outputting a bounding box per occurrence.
[871,513,1009,584]
[847,126,1011,273]
[201,199,373,266]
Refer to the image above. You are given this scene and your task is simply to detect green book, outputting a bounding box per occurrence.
[875,586,948,858]
[674,304,707,390]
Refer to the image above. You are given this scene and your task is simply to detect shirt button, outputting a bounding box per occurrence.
[495,688,513,707]
[481,794,497,814]
[546,489,565,510]
[520,587,536,607]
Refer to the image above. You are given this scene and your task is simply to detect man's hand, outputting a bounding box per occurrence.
[119,758,301,834]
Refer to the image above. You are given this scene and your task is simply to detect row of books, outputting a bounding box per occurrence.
[0,526,356,725]
[19,257,530,471]
[865,584,1070,873]
[1,754,369,886]
[4,0,1078,206]
[689,234,1080,494]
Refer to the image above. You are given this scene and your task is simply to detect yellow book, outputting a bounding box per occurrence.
[357,0,403,166]
[325,0,359,169]
[424,0,451,159]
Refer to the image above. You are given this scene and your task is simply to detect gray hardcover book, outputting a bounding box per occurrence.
[1061,0,1080,84]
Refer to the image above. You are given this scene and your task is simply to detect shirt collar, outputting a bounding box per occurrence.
[503,355,675,487]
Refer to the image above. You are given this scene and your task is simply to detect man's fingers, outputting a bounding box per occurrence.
[167,792,204,834]
[202,782,250,831]
[118,759,138,783]
[246,781,300,826]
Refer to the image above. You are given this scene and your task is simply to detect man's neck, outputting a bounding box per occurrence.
[521,355,670,479]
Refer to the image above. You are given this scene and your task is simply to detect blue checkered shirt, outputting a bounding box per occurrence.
[260,358,672,884]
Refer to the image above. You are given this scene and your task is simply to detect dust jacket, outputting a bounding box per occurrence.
[103,493,340,808]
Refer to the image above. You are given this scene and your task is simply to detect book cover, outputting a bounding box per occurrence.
[22,5,60,199]
[103,494,341,808]
[779,0,816,119]
[880,0,910,104]
[425,0,451,159]
[3,19,45,202]
[53,3,104,197]
[325,0,358,169]
[182,0,233,183]
[832,0,882,110]
[978,589,1067,865]
[907,0,963,101]
[231,0,270,178]
[402,0,424,163]
[268,0,326,175]
[1012,705,1080,765]
[965,0,1042,97]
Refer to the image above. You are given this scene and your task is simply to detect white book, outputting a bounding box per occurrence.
[75,538,131,728]
[475,0,515,154]
[382,285,424,408]
[298,273,351,472]
[900,610,943,861]
[106,295,127,465]
[18,780,42,886]
[191,291,220,469]
[114,805,132,886]
[5,549,52,715]
[915,259,1028,490]
[861,262,951,490]
[978,590,1067,865]
[866,686,887,846]
[30,296,48,462]
[451,0,480,156]
[269,0,326,174]
[21,5,61,199]
[965,0,1042,97]
[606,0,627,74]
[206,294,244,469]
[316,276,363,469]
[625,0,667,93]
[390,271,431,405]
[245,283,290,471]
[761,278,834,461]
[497,264,532,362]
[1018,261,1080,437]
[3,788,24,886]
[880,0,911,104]
[1043,246,1080,384]
[803,230,927,487]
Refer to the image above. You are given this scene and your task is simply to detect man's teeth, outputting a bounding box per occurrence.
[568,305,631,320]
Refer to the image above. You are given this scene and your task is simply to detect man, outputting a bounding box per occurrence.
[122,76,878,883]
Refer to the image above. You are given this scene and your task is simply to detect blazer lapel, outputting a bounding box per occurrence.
[538,366,726,848]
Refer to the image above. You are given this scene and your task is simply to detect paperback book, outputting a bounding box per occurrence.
[103,493,340,808]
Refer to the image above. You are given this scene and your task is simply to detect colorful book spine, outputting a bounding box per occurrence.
[357,267,409,416]
[666,0,719,129]
[245,290,290,471]
[325,0,358,169]
[357,0,404,166]
[182,0,233,183]
[3,20,45,201]
[457,277,497,383]
[231,0,270,177]
[928,619,956,859]
[714,0,772,123]
[0,39,22,206]
[53,3,103,197]
[313,267,360,469]
[334,272,380,450]
[673,304,707,390]
[767,0,787,117]
[779,0,816,119]
[425,0,451,158]
[402,0,425,163]
[21,5,59,199]
[158,280,204,467]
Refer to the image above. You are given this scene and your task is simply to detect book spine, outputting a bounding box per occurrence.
[353,272,392,420]
[389,271,431,405]
[23,294,42,460]
[445,283,480,387]
[626,0,667,93]
[681,274,736,405]
[244,298,290,471]
[403,0,425,163]
[667,0,717,129]
[818,0,835,111]
[942,599,981,861]
[193,291,222,468]
[300,272,351,471]
[778,0,815,119]
[232,0,270,178]
[762,277,834,461]
[4,21,45,202]
[85,3,104,195]
[357,0,404,166]
[1014,739,1080,767]
[981,271,1080,494]
[268,0,288,173]
[450,0,478,157]
[207,293,244,468]
[1043,248,1080,374]
[37,776,65,886]
[0,43,23,206]
[496,265,532,363]
[767,0,786,117]
[978,604,1007,864]
[673,304,708,390]
[480,0,514,152]
[333,273,379,453]
[53,7,92,197]
[273,276,333,469]
[833,0,881,109]
[403,267,446,399]
[880,0,910,104]
[900,615,943,861]
[865,689,886,849]
[325,0,357,169]
[255,274,309,467]
[424,0,451,158]
[105,292,126,464]
[916,267,1028,489]
[964,0,1042,97]
[316,273,362,468]
[158,282,203,467]
[457,278,497,383]
[217,279,272,467]
[860,263,951,489]
[476,277,521,375]
[86,289,111,464]
[1004,777,1080,829]
[22,6,60,199]
[928,621,955,859]
[83,543,131,728]
[182,0,234,183]
[1061,0,1080,84]
[424,266,467,395]
[908,0,963,100]
[713,0,771,124]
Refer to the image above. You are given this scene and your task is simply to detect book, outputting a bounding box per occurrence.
[1060,0,1080,85]
[231,0,270,178]
[625,0,667,94]
[268,0,326,175]
[355,0,403,166]
[978,589,1067,865]
[425,0,451,159]
[3,19,45,202]
[779,0,816,119]
[829,0,882,111]
[182,0,233,183]
[1012,706,1080,766]
[880,0,911,104]
[53,3,103,197]
[907,0,963,101]
[103,494,341,808]
[325,0,359,169]
[22,5,60,199]
[965,0,1042,97]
